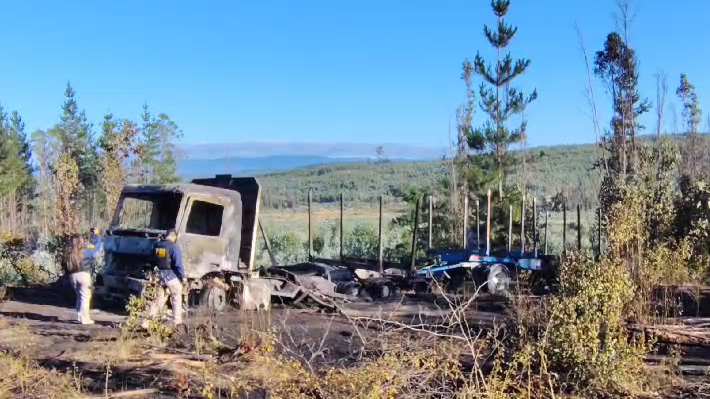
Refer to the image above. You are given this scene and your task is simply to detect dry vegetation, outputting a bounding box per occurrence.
[2,1,710,398]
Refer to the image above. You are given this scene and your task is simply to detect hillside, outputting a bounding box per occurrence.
[253,141,604,209]
[180,135,698,210]
[178,155,373,178]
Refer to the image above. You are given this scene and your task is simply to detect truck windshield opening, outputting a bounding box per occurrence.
[113,192,183,231]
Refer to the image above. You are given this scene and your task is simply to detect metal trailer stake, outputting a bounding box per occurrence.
[507,204,512,252]
[308,190,313,261]
[410,196,421,273]
[545,210,550,255]
[562,202,567,258]
[476,200,480,251]
[577,204,582,252]
[428,195,433,250]
[378,196,384,273]
[486,190,491,257]
[463,196,469,249]
[258,220,277,267]
[533,197,537,257]
[520,193,526,256]
[339,193,344,261]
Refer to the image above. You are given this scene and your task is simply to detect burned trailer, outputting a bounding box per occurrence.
[96,175,271,311]
[413,191,559,297]
[415,250,546,296]
[264,260,401,309]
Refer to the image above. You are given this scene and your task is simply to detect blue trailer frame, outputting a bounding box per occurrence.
[417,249,543,276]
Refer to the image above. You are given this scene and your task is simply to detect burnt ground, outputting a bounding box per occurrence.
[0,286,708,398]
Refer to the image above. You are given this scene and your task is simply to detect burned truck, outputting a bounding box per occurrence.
[96,175,270,311]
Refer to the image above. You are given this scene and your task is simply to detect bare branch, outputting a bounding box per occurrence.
[575,22,608,176]
[655,71,668,139]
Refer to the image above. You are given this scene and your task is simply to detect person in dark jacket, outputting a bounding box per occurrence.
[62,234,94,325]
[143,229,186,327]
[85,227,102,259]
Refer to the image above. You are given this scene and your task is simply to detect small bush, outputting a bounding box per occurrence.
[230,333,465,399]
[540,254,649,392]
[121,272,174,345]
[344,224,378,259]
[0,349,81,398]
[269,231,308,264]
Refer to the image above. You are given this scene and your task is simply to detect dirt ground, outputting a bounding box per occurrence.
[0,287,709,398]
[0,287,506,398]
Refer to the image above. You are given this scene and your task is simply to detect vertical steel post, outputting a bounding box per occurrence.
[520,193,526,256]
[428,195,433,250]
[339,193,344,261]
[486,190,491,257]
[463,196,469,249]
[562,202,567,257]
[308,190,313,261]
[378,196,384,273]
[476,200,480,251]
[544,211,549,255]
[410,196,421,273]
[577,204,582,252]
[507,204,512,252]
[258,221,277,267]
[533,197,537,256]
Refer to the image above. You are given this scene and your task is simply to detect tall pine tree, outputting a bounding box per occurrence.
[55,82,97,184]
[140,104,182,184]
[0,105,33,231]
[466,0,537,197]
[52,82,99,224]
[676,73,704,181]
[140,103,159,183]
[594,32,650,181]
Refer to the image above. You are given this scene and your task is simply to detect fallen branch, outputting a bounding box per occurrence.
[630,323,710,346]
[147,353,213,361]
[81,388,159,399]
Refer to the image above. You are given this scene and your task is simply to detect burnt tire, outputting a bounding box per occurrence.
[199,286,227,312]
[379,283,392,299]
[486,264,511,296]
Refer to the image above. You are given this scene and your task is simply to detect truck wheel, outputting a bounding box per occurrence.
[199,286,227,312]
[487,264,510,296]
[380,283,392,299]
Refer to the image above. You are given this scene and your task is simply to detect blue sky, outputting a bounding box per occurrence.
[1,0,708,150]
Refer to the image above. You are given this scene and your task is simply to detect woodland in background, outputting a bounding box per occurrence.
[0,82,182,238]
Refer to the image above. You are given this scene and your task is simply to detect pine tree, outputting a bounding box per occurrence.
[140,103,159,182]
[153,113,182,184]
[0,106,33,231]
[139,105,181,184]
[466,0,537,197]
[56,82,97,183]
[454,0,537,250]
[594,32,651,180]
[54,82,99,224]
[676,73,704,180]
[9,111,32,184]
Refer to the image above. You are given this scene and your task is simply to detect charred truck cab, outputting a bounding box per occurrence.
[96,175,269,311]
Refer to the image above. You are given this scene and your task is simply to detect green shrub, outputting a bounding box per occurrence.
[541,254,649,392]
[343,224,378,259]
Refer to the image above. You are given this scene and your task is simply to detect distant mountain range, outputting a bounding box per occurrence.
[179,141,446,160]
[178,155,373,178]
[177,141,447,177]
